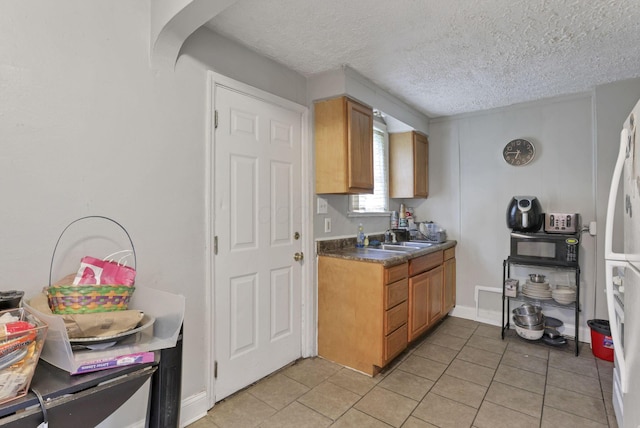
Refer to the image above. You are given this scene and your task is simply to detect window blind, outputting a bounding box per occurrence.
[350,126,389,213]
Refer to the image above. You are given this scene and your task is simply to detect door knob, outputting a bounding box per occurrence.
[293,252,304,262]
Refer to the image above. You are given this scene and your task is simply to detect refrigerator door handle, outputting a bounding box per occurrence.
[605,128,630,261]
[605,260,627,393]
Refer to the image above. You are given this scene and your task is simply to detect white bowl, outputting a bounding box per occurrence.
[552,288,576,295]
[525,282,550,290]
[552,298,575,305]
[515,324,544,340]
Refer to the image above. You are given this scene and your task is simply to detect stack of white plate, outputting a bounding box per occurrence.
[552,287,576,304]
[521,280,552,300]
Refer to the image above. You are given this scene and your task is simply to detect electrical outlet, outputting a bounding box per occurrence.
[324,218,332,233]
[317,197,328,214]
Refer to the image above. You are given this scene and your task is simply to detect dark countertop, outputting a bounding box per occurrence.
[317,240,457,267]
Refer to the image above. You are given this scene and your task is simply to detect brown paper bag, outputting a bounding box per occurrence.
[30,293,144,338]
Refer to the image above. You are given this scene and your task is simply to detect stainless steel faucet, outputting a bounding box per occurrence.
[384,230,396,243]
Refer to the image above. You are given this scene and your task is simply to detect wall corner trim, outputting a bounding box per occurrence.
[151,0,237,70]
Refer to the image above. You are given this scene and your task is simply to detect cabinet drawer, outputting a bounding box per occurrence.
[385,263,408,284]
[444,247,455,261]
[384,301,408,335]
[385,278,408,309]
[384,324,408,362]
[409,251,443,276]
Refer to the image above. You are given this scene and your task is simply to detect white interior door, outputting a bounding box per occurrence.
[213,84,303,401]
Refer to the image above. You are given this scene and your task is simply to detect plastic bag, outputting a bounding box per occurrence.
[72,250,136,286]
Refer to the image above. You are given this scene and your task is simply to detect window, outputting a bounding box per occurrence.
[349,122,389,214]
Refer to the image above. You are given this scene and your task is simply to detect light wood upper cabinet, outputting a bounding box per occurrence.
[315,96,374,194]
[389,131,429,198]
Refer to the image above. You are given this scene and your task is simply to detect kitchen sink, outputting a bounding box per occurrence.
[364,246,413,253]
[393,241,435,248]
[355,241,437,254]
[378,244,421,252]
[379,242,435,251]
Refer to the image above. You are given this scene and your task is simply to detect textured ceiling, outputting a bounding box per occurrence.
[206,0,640,117]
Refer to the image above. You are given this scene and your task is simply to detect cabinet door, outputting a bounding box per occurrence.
[408,271,429,341]
[389,131,429,198]
[315,96,373,194]
[427,265,444,326]
[443,257,456,314]
[413,133,428,197]
[347,99,374,191]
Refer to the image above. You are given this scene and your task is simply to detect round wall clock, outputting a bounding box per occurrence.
[503,139,535,166]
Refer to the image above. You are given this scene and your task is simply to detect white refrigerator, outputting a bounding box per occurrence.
[605,97,640,428]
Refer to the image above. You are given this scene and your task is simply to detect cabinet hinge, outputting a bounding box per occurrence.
[214,110,218,129]
[214,361,218,379]
[214,236,218,255]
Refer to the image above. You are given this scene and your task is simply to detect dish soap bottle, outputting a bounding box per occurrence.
[356,223,365,248]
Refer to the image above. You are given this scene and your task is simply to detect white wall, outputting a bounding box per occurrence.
[307,67,431,240]
[416,95,597,331]
[3,2,640,424]
[1,1,210,425]
[181,27,308,106]
[593,78,640,319]
[417,81,640,333]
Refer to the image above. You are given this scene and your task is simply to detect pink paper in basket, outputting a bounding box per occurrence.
[73,256,136,286]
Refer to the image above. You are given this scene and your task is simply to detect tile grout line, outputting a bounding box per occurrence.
[411,320,482,427]
[203,319,613,428]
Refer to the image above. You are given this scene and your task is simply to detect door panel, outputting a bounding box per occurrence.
[271,162,292,244]
[229,274,257,357]
[214,85,302,401]
[347,99,373,190]
[230,155,257,248]
[427,266,443,326]
[414,134,428,197]
[271,266,293,339]
[408,271,429,341]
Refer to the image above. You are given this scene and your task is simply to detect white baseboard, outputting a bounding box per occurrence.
[449,304,502,326]
[180,391,210,427]
[448,305,478,321]
[447,304,591,344]
[114,391,209,428]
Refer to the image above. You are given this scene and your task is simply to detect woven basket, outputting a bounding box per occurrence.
[47,284,135,314]
[48,216,138,315]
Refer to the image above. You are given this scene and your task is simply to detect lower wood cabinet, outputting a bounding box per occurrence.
[443,247,456,314]
[318,244,457,373]
[318,257,408,376]
[407,245,457,342]
[427,265,444,325]
[408,270,429,340]
[408,252,444,342]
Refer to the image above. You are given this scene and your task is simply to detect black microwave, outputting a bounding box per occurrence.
[509,232,579,267]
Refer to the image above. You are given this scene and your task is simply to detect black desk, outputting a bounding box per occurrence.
[0,358,158,427]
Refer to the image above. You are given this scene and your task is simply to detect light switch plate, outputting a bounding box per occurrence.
[324,218,331,233]
[317,197,328,214]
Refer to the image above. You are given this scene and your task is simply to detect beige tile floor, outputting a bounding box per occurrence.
[189,316,618,428]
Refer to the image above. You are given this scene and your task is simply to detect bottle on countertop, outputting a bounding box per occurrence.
[399,203,408,229]
[390,211,399,228]
[364,235,369,247]
[356,223,365,248]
